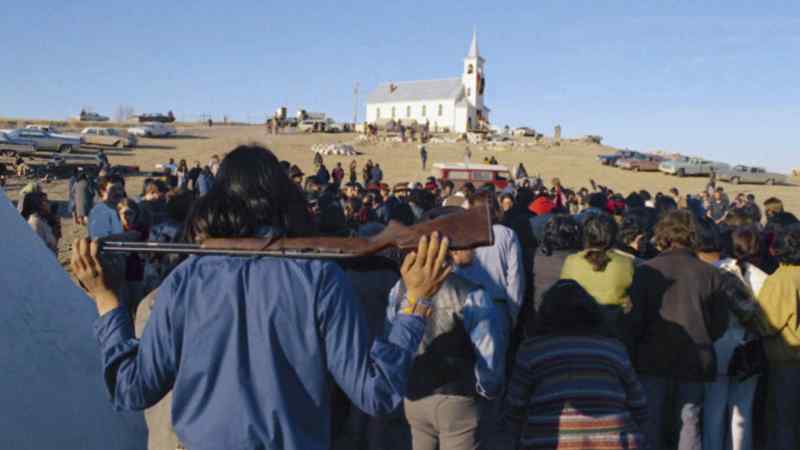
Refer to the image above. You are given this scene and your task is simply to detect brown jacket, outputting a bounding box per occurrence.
[627,248,729,381]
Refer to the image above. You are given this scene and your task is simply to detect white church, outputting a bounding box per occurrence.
[366,32,489,133]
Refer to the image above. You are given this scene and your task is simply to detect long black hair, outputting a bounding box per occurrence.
[535,280,607,336]
[20,192,47,220]
[582,213,617,271]
[694,216,722,254]
[186,144,313,241]
[541,215,582,255]
[772,224,800,266]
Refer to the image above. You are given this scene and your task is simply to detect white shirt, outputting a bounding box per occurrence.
[712,258,769,376]
[88,203,123,239]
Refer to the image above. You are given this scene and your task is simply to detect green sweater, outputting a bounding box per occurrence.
[757,264,800,366]
[560,250,635,307]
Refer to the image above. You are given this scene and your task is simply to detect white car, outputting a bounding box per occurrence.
[81,128,138,148]
[128,123,176,138]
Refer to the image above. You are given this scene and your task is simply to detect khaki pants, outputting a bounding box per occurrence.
[404,395,481,450]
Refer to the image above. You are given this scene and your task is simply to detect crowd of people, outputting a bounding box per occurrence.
[23,142,800,450]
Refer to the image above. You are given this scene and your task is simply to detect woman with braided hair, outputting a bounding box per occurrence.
[560,212,635,335]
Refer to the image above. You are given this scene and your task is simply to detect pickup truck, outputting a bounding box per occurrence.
[659,157,729,177]
[0,130,36,158]
[718,165,788,185]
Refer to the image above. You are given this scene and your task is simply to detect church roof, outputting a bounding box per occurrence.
[367,78,464,104]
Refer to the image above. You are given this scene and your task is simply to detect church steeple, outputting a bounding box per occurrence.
[467,29,480,60]
[463,29,485,111]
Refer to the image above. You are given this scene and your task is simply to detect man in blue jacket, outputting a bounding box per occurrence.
[71,145,453,450]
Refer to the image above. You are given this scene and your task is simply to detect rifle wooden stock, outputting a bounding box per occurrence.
[100,203,494,259]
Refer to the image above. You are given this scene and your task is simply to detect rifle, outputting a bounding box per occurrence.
[100,203,494,259]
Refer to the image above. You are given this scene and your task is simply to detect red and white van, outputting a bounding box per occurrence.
[432,162,512,190]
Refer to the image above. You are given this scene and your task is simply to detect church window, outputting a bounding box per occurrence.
[376,108,381,119]
[421,105,427,117]
[467,64,474,74]
[391,107,396,118]
[437,104,443,116]
[406,106,411,118]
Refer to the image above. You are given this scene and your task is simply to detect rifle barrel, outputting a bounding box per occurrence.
[100,241,356,259]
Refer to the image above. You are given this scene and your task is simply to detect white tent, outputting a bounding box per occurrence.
[0,191,145,449]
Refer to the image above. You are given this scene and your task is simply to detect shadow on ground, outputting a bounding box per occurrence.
[165,134,209,140]
[134,144,178,150]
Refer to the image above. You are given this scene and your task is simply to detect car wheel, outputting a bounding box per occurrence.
[767,178,775,186]
[732,177,740,185]
[116,140,125,148]
[59,144,73,154]
[677,169,686,177]
[633,167,640,172]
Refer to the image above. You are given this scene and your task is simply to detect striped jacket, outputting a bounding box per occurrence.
[503,335,647,450]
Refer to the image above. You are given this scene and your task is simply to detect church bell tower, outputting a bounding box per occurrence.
[462,30,485,127]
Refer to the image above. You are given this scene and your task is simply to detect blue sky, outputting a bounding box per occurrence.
[2,0,798,171]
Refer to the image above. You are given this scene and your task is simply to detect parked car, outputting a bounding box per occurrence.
[25,124,62,133]
[79,111,110,122]
[298,120,326,133]
[598,150,643,166]
[128,123,176,138]
[617,155,664,172]
[81,128,138,148]
[0,130,37,158]
[5,128,82,153]
[512,127,537,137]
[432,162,512,190]
[614,152,652,167]
[718,165,788,185]
[659,157,729,177]
[137,112,175,123]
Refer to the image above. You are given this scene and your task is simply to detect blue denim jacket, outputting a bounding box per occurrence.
[386,279,507,399]
[93,255,425,450]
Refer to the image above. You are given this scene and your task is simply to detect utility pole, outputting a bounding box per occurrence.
[352,81,359,126]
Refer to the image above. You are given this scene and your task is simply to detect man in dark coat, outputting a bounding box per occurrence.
[626,210,729,450]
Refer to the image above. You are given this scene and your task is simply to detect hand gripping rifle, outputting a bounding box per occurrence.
[99,203,494,259]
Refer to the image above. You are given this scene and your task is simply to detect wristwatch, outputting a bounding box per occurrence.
[401,297,434,318]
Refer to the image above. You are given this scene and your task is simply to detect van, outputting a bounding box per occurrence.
[432,162,512,190]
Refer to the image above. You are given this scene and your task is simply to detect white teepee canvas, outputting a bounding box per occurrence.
[0,191,146,449]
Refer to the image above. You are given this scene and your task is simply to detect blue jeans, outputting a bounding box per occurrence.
[766,367,800,450]
[703,375,758,450]
[640,375,704,450]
